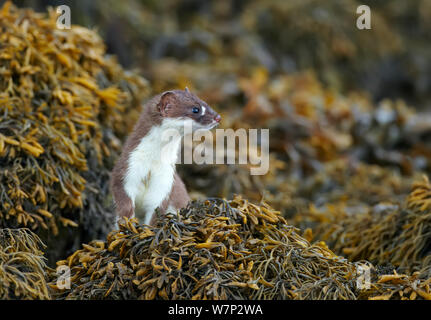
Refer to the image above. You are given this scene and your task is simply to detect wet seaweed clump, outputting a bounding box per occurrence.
[0,228,52,299]
[0,2,149,262]
[302,175,431,277]
[52,196,362,300]
[359,269,431,300]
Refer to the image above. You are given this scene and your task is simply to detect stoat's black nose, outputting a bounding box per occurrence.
[214,114,221,123]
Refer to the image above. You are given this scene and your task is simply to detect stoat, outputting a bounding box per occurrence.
[110,88,221,225]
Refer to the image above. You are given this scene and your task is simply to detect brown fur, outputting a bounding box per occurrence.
[110,94,162,219]
[110,89,219,225]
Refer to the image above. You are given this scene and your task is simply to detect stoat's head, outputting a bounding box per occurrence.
[157,88,221,130]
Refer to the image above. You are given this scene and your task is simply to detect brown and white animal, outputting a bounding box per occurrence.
[110,88,221,225]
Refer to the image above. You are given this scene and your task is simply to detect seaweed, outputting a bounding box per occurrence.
[304,176,431,275]
[2,1,431,301]
[51,197,361,300]
[51,195,431,300]
[0,228,52,299]
[0,2,149,263]
[359,269,431,300]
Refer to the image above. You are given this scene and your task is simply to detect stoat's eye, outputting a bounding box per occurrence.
[192,106,200,114]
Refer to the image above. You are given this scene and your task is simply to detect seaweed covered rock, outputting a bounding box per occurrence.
[52,197,361,300]
[360,270,431,300]
[0,228,52,299]
[0,2,149,263]
[298,176,431,275]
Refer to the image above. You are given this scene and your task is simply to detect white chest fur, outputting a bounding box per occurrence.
[124,119,186,224]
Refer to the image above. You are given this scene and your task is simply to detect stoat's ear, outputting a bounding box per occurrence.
[158,91,176,116]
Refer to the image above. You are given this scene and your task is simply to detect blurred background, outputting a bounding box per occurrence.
[5,0,431,109]
[1,0,431,271]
